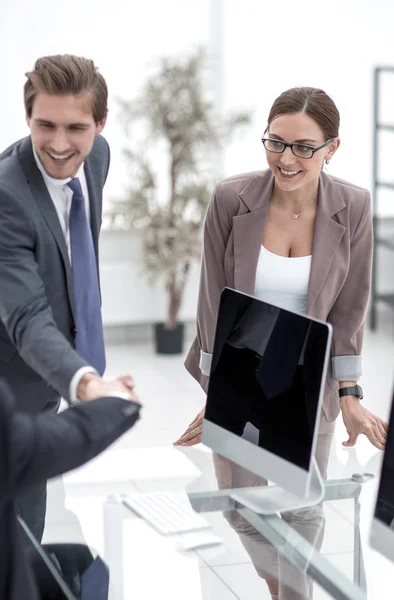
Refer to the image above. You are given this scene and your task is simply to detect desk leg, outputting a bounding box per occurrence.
[103,496,126,600]
[353,498,367,592]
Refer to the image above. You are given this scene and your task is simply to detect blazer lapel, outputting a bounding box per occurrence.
[84,154,101,261]
[18,138,77,318]
[233,171,274,294]
[19,138,69,266]
[307,172,346,312]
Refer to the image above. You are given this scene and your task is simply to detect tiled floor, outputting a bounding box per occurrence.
[44,318,394,599]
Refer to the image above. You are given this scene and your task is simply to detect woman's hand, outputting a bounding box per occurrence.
[340,396,388,450]
[173,407,205,446]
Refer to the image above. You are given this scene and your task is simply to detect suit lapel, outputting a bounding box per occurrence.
[18,138,77,318]
[233,206,269,294]
[307,210,346,313]
[84,157,101,259]
[233,172,273,294]
[307,172,346,312]
[19,138,70,266]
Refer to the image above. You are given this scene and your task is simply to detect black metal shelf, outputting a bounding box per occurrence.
[375,293,394,307]
[377,124,394,132]
[376,181,394,190]
[376,237,394,251]
[370,66,394,330]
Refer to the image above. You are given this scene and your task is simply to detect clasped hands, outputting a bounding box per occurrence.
[77,372,140,404]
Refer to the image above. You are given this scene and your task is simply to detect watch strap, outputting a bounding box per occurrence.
[338,385,363,400]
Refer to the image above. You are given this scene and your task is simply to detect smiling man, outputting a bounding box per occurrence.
[29,93,103,178]
[0,55,136,542]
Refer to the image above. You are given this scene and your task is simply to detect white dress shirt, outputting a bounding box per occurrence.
[33,149,97,403]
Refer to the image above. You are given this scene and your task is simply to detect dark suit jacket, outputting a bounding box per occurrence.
[0,136,110,412]
[0,379,140,600]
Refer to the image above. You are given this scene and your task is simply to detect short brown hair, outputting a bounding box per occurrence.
[267,87,340,140]
[24,54,108,123]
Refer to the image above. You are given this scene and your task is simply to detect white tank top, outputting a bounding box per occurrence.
[254,245,312,315]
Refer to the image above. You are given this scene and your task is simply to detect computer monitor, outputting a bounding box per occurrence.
[202,287,332,514]
[370,387,394,562]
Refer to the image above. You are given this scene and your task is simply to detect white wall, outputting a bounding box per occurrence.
[1,1,394,324]
[100,229,201,324]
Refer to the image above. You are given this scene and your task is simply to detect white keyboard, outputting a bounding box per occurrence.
[122,491,211,536]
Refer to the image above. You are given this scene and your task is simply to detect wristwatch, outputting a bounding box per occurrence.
[338,385,363,400]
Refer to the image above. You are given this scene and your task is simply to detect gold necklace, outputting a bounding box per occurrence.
[273,190,317,220]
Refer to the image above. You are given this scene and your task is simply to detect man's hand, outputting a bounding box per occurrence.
[77,373,139,403]
[173,407,205,446]
[340,395,388,450]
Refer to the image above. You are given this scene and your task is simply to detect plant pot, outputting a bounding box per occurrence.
[154,322,184,354]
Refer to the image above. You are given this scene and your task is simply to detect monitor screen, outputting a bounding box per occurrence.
[374,391,394,528]
[205,288,330,473]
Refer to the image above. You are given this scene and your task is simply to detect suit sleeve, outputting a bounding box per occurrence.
[184,182,233,392]
[0,186,88,400]
[104,137,111,184]
[327,190,373,381]
[11,397,140,494]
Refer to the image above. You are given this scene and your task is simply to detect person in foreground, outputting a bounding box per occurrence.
[0,378,141,600]
[175,87,388,599]
[0,54,135,542]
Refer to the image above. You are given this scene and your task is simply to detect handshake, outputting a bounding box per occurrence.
[77,372,140,404]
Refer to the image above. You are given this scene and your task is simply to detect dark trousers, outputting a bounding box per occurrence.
[26,543,110,600]
[27,543,93,599]
[15,395,60,543]
[16,482,47,543]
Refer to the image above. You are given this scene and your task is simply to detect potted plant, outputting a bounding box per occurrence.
[116,49,250,354]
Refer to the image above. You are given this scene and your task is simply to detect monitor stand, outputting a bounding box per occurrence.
[229,457,324,515]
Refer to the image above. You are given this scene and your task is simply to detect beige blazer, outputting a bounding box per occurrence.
[185,169,373,425]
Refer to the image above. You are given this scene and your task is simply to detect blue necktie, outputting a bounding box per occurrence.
[67,178,106,375]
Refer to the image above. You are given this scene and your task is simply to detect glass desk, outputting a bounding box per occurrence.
[42,445,392,600]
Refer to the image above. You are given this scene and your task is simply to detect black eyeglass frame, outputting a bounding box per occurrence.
[261,137,335,159]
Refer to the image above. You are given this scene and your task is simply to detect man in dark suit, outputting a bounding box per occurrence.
[0,54,135,541]
[0,378,141,600]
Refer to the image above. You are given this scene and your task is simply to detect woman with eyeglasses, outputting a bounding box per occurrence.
[174,87,387,599]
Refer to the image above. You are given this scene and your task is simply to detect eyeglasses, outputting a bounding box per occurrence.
[261,137,334,159]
